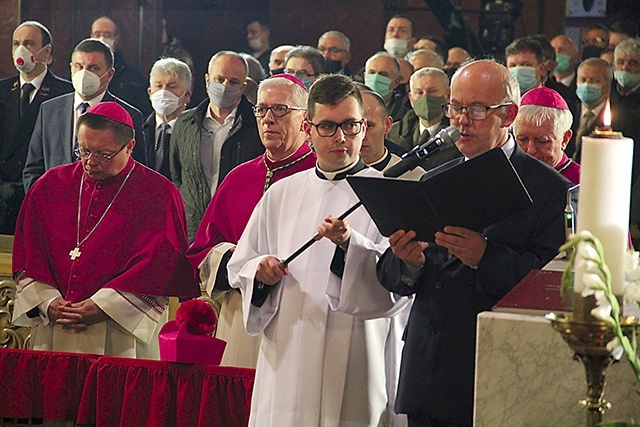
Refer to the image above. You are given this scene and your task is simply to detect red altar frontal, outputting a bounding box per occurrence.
[0,348,255,427]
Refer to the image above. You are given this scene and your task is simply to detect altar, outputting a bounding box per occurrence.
[474,311,640,425]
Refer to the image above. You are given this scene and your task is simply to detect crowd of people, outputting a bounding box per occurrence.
[3,12,640,427]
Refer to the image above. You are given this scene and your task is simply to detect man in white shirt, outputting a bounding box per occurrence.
[23,38,146,191]
[170,51,263,241]
[0,21,73,233]
[145,58,192,179]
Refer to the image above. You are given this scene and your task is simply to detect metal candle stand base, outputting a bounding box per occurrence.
[550,307,637,427]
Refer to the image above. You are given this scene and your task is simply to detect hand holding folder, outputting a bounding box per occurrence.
[347,148,533,242]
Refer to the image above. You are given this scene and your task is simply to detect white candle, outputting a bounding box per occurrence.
[576,135,633,296]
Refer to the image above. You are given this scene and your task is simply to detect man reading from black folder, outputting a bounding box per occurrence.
[376,59,572,426]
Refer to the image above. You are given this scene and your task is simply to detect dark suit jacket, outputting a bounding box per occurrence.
[376,144,571,424]
[23,91,147,191]
[143,114,171,180]
[109,52,152,117]
[0,70,73,183]
[572,100,640,184]
[0,70,73,233]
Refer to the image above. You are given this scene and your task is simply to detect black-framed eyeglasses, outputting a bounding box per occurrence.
[75,142,128,163]
[283,69,316,79]
[308,119,365,137]
[253,104,306,118]
[442,103,513,121]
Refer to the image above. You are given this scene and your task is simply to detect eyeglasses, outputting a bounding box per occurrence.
[582,37,608,46]
[317,47,347,55]
[75,143,128,163]
[442,103,513,120]
[253,104,306,118]
[308,119,365,137]
[283,69,316,79]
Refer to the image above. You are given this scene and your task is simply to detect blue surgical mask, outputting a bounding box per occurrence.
[509,66,538,93]
[300,77,314,89]
[576,83,602,106]
[554,53,572,75]
[365,73,393,100]
[614,70,640,89]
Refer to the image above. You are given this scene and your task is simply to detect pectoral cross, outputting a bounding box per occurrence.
[69,247,81,260]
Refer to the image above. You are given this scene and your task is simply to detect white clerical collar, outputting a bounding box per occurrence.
[74,91,107,110]
[366,147,390,169]
[317,158,361,181]
[20,68,47,92]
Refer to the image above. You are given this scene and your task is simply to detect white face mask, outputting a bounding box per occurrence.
[13,44,48,74]
[248,38,263,52]
[151,89,183,116]
[98,37,116,50]
[72,69,108,98]
[384,38,409,58]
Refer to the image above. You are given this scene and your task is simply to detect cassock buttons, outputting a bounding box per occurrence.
[434,281,443,289]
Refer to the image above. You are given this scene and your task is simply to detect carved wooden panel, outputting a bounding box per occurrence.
[0,235,29,349]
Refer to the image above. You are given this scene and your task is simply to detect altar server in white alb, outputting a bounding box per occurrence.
[228,74,408,426]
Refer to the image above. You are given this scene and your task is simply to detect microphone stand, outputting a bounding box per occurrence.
[279,126,459,268]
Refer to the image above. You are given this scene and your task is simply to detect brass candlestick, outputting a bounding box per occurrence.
[550,310,638,427]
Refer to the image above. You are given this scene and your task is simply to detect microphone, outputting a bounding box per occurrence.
[384,125,461,178]
[564,184,580,259]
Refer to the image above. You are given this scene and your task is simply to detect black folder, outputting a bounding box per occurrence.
[347,148,533,241]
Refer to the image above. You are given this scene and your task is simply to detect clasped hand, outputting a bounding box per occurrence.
[255,215,351,286]
[48,297,109,330]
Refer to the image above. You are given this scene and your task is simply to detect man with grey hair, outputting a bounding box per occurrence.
[187,74,316,369]
[170,51,263,241]
[317,30,352,75]
[407,49,445,71]
[145,57,192,179]
[365,51,408,121]
[513,86,579,184]
[284,45,325,88]
[388,67,461,170]
[377,59,572,426]
[611,38,640,110]
[268,44,294,76]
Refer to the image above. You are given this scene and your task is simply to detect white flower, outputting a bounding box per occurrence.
[590,290,613,322]
[606,337,625,360]
[580,272,606,295]
[625,251,640,281]
[623,280,640,306]
[577,241,600,262]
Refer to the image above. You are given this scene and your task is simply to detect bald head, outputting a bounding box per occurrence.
[360,91,392,164]
[408,49,445,71]
[91,16,119,50]
[450,60,520,158]
[445,47,470,70]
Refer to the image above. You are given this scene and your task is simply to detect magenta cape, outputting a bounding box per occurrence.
[187,143,317,268]
[14,158,199,301]
[556,152,580,185]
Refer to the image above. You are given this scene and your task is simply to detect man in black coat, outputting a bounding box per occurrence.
[0,21,73,233]
[90,16,152,117]
[376,60,571,426]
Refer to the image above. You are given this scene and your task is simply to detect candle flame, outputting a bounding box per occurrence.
[603,99,611,127]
